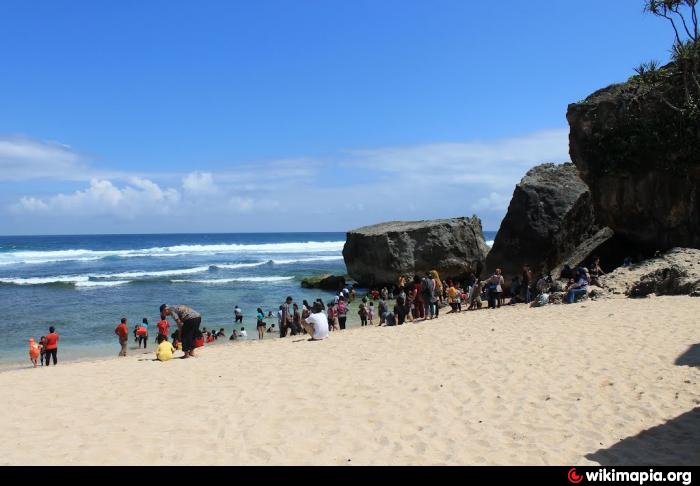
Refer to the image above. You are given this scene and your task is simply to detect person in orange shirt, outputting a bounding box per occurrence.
[28,337,41,368]
[44,327,59,366]
[115,318,129,357]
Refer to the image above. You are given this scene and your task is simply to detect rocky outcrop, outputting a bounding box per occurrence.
[301,274,347,291]
[484,163,598,282]
[600,248,700,297]
[551,227,615,279]
[567,72,700,251]
[342,217,488,287]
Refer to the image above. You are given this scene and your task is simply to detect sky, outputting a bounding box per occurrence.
[0,0,677,235]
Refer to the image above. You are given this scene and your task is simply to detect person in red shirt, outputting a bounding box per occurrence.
[156,317,170,342]
[44,327,59,366]
[115,318,129,357]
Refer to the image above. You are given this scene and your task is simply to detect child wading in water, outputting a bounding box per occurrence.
[28,337,41,368]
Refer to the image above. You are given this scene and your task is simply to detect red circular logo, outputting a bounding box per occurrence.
[568,468,583,484]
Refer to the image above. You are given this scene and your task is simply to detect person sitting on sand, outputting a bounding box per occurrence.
[155,335,176,362]
[589,256,605,286]
[115,318,129,357]
[469,282,483,310]
[256,307,266,340]
[160,304,202,359]
[565,268,589,304]
[378,298,388,325]
[301,302,329,341]
[229,329,238,341]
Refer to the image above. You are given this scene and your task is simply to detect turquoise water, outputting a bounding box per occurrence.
[0,231,496,366]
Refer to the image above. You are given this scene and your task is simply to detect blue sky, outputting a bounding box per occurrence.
[0,0,675,234]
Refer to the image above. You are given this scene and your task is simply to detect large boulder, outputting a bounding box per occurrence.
[567,68,700,251]
[484,163,598,282]
[342,217,488,287]
[600,248,700,298]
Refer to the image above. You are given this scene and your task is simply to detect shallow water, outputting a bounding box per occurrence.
[0,231,496,366]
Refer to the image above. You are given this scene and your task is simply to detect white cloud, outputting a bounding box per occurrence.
[0,136,87,181]
[472,192,512,211]
[15,178,181,219]
[182,172,219,196]
[4,128,571,232]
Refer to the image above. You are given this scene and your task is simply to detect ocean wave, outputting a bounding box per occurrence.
[271,256,345,265]
[0,275,90,286]
[211,262,268,270]
[99,266,211,279]
[75,280,130,288]
[0,241,345,266]
[486,240,494,247]
[172,276,295,284]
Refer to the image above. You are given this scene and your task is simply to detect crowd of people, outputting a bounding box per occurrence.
[26,257,607,367]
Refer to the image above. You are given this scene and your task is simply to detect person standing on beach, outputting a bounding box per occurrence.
[160,304,202,359]
[280,296,293,338]
[522,265,533,304]
[115,318,128,357]
[337,296,348,330]
[137,318,149,349]
[256,307,265,340]
[156,316,170,342]
[44,326,59,366]
[413,275,426,320]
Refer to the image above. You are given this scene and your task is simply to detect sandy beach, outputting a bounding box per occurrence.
[1,295,698,466]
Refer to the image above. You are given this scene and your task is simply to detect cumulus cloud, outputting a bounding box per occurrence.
[4,128,571,232]
[15,178,181,219]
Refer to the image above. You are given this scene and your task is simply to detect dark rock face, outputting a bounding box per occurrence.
[600,248,700,297]
[484,163,598,282]
[342,217,488,287]
[567,79,700,251]
[551,227,615,279]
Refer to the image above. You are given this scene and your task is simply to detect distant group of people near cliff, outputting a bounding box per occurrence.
[26,257,608,368]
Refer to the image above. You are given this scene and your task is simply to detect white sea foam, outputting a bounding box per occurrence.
[75,280,130,288]
[172,276,295,284]
[0,275,90,285]
[99,266,211,279]
[211,262,268,270]
[0,241,345,266]
[271,256,345,265]
[486,240,494,247]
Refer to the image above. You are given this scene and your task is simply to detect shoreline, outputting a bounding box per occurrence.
[2,295,698,465]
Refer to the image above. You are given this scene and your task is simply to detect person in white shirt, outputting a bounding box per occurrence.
[301,302,329,341]
[239,327,247,339]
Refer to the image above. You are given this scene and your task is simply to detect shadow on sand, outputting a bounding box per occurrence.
[675,343,700,368]
[585,408,700,466]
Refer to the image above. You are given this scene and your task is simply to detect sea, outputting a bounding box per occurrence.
[0,231,496,367]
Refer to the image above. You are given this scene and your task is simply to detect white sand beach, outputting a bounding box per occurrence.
[1,296,698,466]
